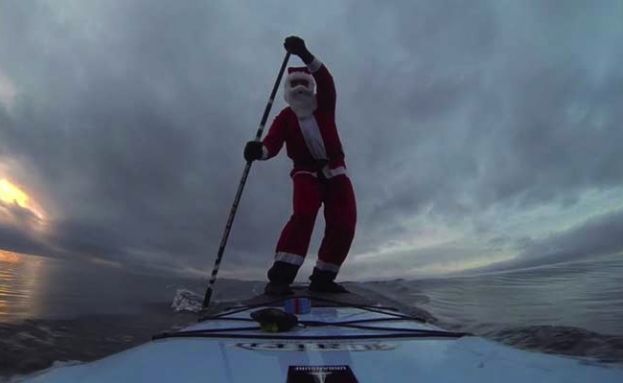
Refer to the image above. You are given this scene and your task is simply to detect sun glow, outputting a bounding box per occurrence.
[0,249,22,264]
[0,179,29,206]
[0,178,46,220]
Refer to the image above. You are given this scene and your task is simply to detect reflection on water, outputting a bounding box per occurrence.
[0,250,204,323]
[0,250,44,320]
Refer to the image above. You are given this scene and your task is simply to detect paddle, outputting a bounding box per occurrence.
[202,51,291,308]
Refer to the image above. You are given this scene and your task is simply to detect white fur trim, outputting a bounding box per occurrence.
[298,116,327,160]
[316,260,340,273]
[322,166,348,179]
[261,145,269,160]
[275,251,305,266]
[293,171,318,178]
[293,167,349,179]
[307,58,322,73]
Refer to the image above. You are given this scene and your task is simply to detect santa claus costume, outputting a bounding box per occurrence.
[244,36,357,295]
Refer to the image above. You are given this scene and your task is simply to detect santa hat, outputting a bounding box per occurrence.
[285,66,315,93]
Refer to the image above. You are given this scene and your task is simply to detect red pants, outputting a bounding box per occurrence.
[275,173,357,273]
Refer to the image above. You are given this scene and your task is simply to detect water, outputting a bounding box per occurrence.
[364,253,623,335]
[1,251,622,378]
[0,251,258,321]
[360,253,623,363]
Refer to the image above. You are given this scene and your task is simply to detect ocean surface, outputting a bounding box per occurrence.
[1,251,622,379]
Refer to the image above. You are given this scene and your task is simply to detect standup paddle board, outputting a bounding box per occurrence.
[23,288,623,382]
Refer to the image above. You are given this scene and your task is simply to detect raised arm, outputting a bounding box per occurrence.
[284,36,336,115]
[308,59,335,115]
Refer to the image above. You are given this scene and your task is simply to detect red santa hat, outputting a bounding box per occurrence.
[285,66,315,93]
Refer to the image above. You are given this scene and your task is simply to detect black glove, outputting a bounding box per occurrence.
[284,36,313,63]
[244,141,264,162]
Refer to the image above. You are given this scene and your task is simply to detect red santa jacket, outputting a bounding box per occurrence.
[261,59,347,179]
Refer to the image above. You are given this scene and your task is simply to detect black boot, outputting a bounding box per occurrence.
[265,262,299,296]
[264,283,294,296]
[308,268,349,293]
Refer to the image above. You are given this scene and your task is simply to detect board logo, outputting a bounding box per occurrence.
[287,365,358,383]
[236,342,396,352]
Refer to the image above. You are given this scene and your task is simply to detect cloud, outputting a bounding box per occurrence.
[0,0,622,279]
[0,202,49,255]
[480,208,623,272]
[0,69,17,111]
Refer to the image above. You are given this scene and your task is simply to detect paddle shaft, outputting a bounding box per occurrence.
[203,52,291,308]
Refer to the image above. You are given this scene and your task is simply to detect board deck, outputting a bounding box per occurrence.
[23,289,623,383]
[241,285,381,308]
[200,284,436,323]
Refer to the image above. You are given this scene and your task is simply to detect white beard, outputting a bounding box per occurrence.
[284,86,317,118]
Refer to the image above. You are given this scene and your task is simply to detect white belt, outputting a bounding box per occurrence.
[293,166,348,179]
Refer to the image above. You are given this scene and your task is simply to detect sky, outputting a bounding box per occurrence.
[0,0,622,281]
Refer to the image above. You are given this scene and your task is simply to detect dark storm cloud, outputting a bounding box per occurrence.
[342,1,623,254]
[478,207,623,272]
[0,0,282,263]
[0,0,336,274]
[0,202,48,255]
[0,1,622,278]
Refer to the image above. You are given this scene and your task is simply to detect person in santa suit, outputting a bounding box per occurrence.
[244,36,357,295]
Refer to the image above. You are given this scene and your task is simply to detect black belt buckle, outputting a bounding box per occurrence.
[316,160,329,182]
